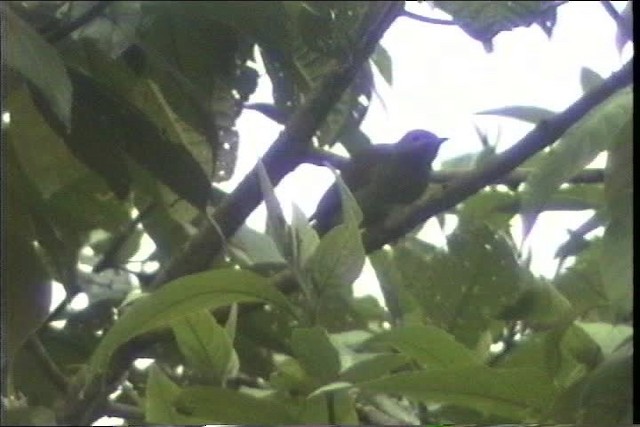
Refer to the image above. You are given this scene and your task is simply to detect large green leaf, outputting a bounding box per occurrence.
[392,222,522,348]
[339,353,410,383]
[600,118,632,316]
[145,365,202,424]
[4,5,72,129]
[521,87,632,220]
[577,352,632,425]
[175,385,298,424]
[365,325,481,368]
[88,268,295,376]
[358,366,558,420]
[291,327,341,383]
[172,310,238,385]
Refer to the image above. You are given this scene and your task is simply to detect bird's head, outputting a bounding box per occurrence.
[396,129,447,161]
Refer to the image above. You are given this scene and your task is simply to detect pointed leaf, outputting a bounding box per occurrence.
[88,268,295,376]
[4,6,72,130]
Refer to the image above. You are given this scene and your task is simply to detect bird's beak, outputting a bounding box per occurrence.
[437,137,448,145]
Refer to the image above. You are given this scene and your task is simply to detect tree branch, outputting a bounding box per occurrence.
[400,10,456,25]
[363,59,633,251]
[306,148,605,186]
[45,1,113,43]
[26,336,70,393]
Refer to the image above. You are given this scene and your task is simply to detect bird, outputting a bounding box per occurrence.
[310,129,447,234]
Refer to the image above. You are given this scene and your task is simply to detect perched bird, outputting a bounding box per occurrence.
[311,129,447,234]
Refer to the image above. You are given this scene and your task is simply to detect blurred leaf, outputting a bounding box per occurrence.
[340,353,410,383]
[4,145,52,363]
[229,225,286,266]
[477,105,556,124]
[172,310,238,385]
[176,385,297,424]
[146,365,199,424]
[498,280,574,330]
[2,406,56,426]
[436,1,560,51]
[4,5,72,130]
[521,87,632,233]
[88,268,295,377]
[371,43,393,85]
[600,121,632,315]
[366,325,481,368]
[575,321,633,356]
[580,67,605,94]
[358,366,557,420]
[257,159,291,261]
[554,239,610,318]
[292,327,341,383]
[457,190,518,231]
[307,223,365,294]
[578,352,632,425]
[290,203,320,269]
[392,222,522,348]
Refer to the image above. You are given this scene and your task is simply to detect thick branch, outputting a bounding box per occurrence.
[306,148,605,186]
[363,59,633,251]
[151,2,404,289]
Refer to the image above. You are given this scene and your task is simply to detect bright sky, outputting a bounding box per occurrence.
[210,1,631,302]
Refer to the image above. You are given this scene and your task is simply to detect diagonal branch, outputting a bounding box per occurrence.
[362,59,633,251]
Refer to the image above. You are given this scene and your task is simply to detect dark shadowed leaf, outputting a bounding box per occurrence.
[4,6,72,130]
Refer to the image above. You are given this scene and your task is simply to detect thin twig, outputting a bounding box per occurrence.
[26,336,71,392]
[600,0,622,23]
[45,1,113,43]
[401,10,456,25]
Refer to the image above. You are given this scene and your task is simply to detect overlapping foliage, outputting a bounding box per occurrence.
[2,1,632,425]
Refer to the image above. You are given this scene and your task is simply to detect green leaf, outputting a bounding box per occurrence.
[435,1,558,51]
[172,310,238,384]
[4,6,72,130]
[290,203,320,269]
[176,385,297,424]
[457,190,518,231]
[339,353,410,383]
[498,281,574,330]
[257,159,290,260]
[578,352,632,425]
[145,365,198,424]
[521,87,632,219]
[228,225,286,266]
[371,43,393,85]
[88,268,295,376]
[575,321,633,356]
[393,223,522,348]
[580,67,605,94]
[365,325,481,368]
[477,105,556,124]
[358,367,558,420]
[292,327,341,383]
[307,223,365,292]
[600,122,632,315]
